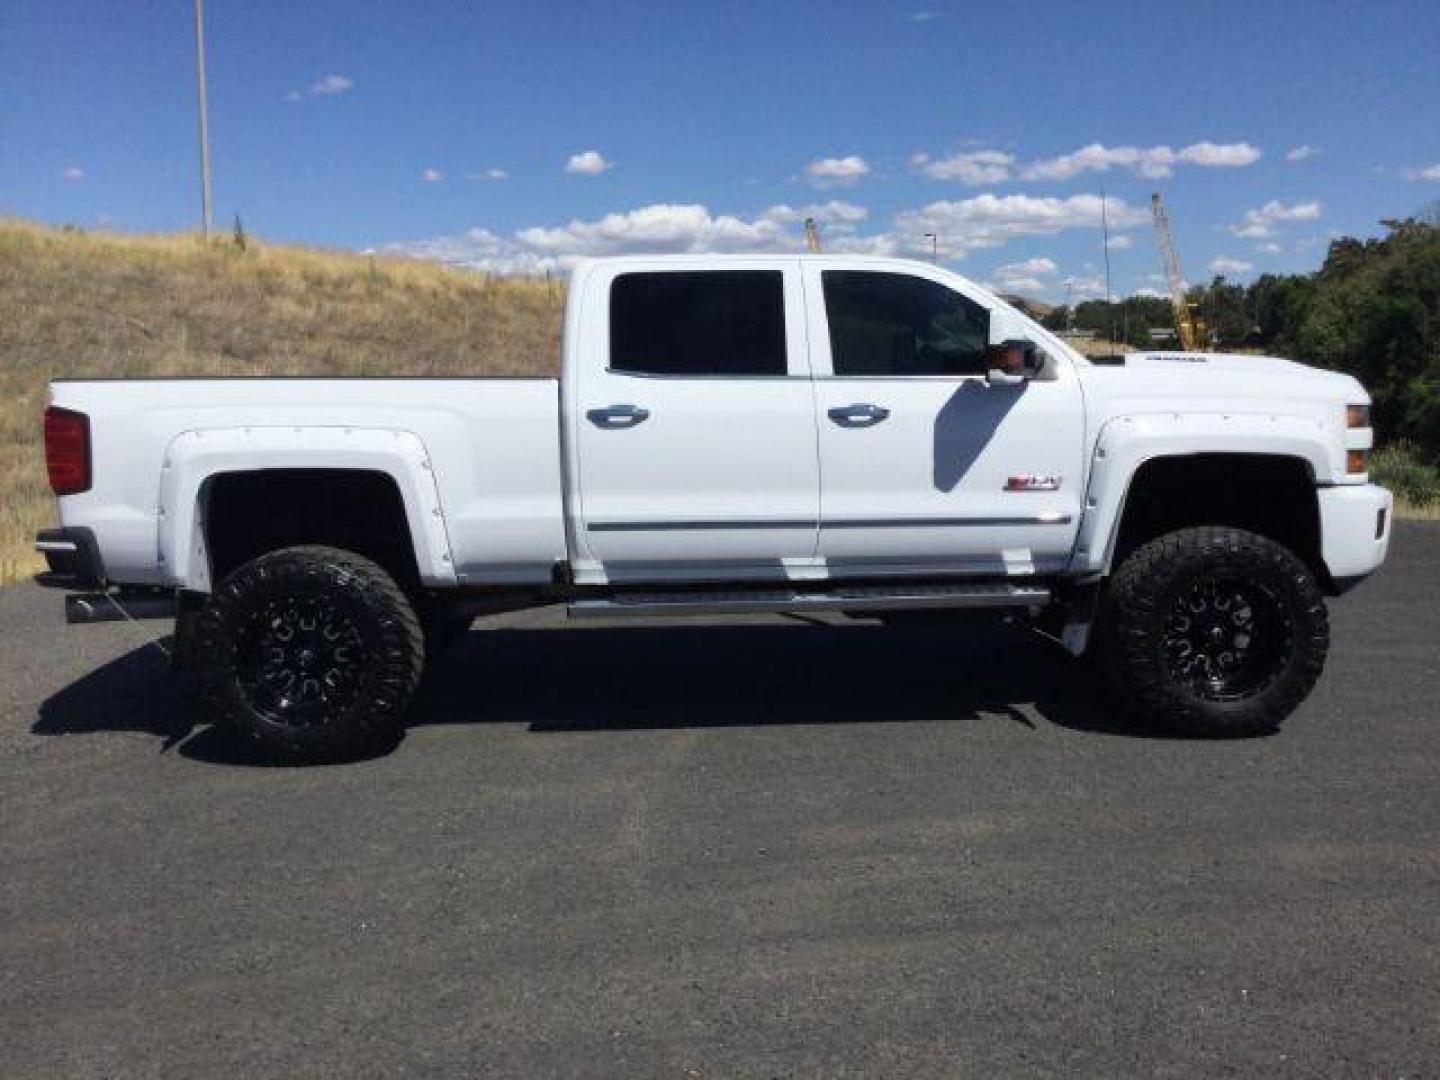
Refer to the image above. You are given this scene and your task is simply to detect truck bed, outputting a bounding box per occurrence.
[50,377,568,588]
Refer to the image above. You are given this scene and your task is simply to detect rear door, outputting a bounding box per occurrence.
[571,261,819,581]
[804,264,1084,576]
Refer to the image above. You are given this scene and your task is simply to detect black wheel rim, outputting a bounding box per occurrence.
[234,597,368,727]
[1161,572,1295,702]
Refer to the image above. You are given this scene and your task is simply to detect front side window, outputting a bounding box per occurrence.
[609,271,787,376]
[823,271,990,377]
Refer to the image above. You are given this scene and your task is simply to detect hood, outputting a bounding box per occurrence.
[1077,350,1367,413]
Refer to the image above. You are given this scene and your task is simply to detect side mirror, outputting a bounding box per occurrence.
[984,338,1040,385]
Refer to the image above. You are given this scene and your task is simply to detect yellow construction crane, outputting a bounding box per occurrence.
[1150,193,1207,351]
[803,217,822,253]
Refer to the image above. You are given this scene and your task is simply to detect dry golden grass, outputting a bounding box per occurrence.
[0,217,564,582]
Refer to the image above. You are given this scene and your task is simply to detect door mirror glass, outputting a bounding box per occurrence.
[984,338,1041,383]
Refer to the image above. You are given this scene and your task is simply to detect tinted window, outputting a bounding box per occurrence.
[823,271,990,376]
[609,271,787,376]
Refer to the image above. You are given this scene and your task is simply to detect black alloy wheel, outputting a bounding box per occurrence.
[196,546,425,760]
[1098,527,1329,737]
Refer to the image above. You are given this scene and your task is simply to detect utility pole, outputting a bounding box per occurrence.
[194,0,214,239]
[1100,184,1114,344]
[923,232,937,263]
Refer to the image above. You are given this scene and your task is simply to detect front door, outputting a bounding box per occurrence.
[805,265,1084,577]
[572,262,819,581]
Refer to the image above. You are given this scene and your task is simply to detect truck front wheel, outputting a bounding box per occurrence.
[195,546,425,760]
[1098,527,1329,737]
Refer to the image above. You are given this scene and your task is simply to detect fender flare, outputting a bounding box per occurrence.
[1072,411,1334,576]
[157,425,457,590]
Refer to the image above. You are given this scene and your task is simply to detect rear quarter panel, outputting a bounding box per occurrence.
[49,378,566,588]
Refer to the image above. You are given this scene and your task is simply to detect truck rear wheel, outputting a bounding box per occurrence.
[195,546,425,760]
[1098,527,1329,737]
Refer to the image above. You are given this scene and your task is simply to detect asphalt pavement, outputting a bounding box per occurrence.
[3,524,1438,1078]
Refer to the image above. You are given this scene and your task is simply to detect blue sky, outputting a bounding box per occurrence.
[4,0,1438,300]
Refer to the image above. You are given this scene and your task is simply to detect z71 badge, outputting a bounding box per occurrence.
[1005,475,1062,492]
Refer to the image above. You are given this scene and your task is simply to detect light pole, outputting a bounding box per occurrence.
[194,0,214,239]
[923,233,937,263]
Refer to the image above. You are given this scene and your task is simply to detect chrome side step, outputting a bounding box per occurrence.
[568,581,1051,619]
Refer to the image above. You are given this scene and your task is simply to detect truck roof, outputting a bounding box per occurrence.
[572,252,951,272]
[570,252,991,293]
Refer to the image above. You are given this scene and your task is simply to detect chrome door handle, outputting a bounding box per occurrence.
[827,402,890,426]
[586,403,651,428]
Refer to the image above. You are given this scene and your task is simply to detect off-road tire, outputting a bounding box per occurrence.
[196,546,425,760]
[1098,527,1329,737]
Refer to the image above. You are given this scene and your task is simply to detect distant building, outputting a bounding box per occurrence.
[997,293,1055,322]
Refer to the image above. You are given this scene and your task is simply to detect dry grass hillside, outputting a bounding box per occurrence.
[0,218,564,582]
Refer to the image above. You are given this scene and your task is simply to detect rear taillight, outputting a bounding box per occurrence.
[44,407,91,496]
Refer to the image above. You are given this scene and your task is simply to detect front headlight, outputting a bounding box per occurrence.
[1347,403,1371,428]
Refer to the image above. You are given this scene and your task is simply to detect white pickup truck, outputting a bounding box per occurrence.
[37,254,1392,758]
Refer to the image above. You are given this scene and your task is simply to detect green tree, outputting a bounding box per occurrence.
[1296,218,1440,457]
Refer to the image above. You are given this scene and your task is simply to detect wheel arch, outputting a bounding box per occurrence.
[158,426,456,591]
[1106,454,1324,583]
[1073,414,1333,583]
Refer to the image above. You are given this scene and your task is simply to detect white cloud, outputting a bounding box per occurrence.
[385,202,880,273]
[894,193,1148,259]
[991,277,1049,294]
[992,258,1058,295]
[1286,145,1320,162]
[908,10,939,21]
[1229,199,1322,238]
[384,193,1146,275]
[421,168,443,182]
[1255,241,1282,254]
[286,73,354,101]
[387,203,811,273]
[1176,141,1262,167]
[1021,140,1260,181]
[1062,275,1107,299]
[1404,163,1440,181]
[1132,286,1167,299]
[519,203,804,256]
[469,168,508,181]
[309,74,354,96]
[804,155,871,188]
[387,226,558,277]
[995,257,1058,280]
[760,200,869,228]
[911,149,1014,185]
[1209,256,1254,277]
[565,150,613,175]
[61,165,84,181]
[1105,234,1133,250]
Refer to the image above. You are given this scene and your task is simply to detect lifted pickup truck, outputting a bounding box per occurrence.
[37,255,1392,757]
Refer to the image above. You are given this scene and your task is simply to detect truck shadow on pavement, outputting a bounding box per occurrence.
[34,618,1203,765]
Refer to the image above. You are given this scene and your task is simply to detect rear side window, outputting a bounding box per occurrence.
[609,271,788,376]
[822,271,990,377]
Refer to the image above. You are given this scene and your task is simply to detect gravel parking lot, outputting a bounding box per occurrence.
[3,523,1437,1078]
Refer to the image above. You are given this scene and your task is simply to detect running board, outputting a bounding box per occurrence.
[567,581,1051,619]
[65,591,177,624]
